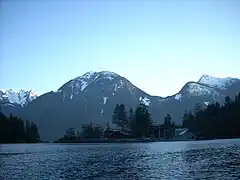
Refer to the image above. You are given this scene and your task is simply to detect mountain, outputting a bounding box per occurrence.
[198,74,239,90]
[0,72,239,141]
[16,71,162,140]
[197,74,240,98]
[0,89,38,115]
[0,89,38,106]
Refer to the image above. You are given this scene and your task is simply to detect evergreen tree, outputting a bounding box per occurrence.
[182,110,195,132]
[30,122,40,140]
[128,108,133,127]
[164,114,172,126]
[224,96,232,106]
[194,103,202,114]
[131,103,152,137]
[112,104,127,129]
[112,104,119,125]
[163,114,174,139]
[25,120,31,142]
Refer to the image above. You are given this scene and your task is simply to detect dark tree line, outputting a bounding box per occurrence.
[61,122,104,141]
[112,103,153,138]
[182,94,240,139]
[61,93,240,141]
[61,103,157,141]
[81,123,103,139]
[0,112,40,143]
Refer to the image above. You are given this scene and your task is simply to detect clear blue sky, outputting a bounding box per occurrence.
[0,0,239,97]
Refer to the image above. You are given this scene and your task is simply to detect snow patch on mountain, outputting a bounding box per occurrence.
[102,71,118,80]
[81,81,88,91]
[139,96,150,106]
[186,83,220,97]
[103,97,108,105]
[175,94,182,100]
[114,84,118,91]
[120,80,124,85]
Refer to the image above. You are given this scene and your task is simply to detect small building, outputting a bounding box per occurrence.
[102,128,132,139]
[149,124,171,139]
[172,128,195,141]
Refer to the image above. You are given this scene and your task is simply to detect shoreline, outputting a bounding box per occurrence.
[54,138,162,143]
[2,137,240,144]
[54,137,240,144]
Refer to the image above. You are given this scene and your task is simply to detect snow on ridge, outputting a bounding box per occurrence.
[139,96,150,106]
[107,76,114,81]
[101,71,117,77]
[69,71,119,93]
[1,89,7,93]
[198,74,235,89]
[96,71,118,81]
[81,81,88,91]
[82,71,97,79]
[187,83,219,96]
[0,89,38,106]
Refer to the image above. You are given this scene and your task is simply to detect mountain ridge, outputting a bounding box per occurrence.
[1,72,239,104]
[0,89,38,107]
[1,71,239,140]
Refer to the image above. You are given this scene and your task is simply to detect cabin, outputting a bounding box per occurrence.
[102,127,132,139]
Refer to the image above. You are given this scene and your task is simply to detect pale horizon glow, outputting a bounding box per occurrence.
[0,0,239,97]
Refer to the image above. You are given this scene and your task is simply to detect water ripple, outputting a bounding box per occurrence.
[1,139,240,180]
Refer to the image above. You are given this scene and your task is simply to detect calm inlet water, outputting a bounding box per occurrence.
[1,139,240,180]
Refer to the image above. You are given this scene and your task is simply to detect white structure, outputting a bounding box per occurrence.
[173,128,195,141]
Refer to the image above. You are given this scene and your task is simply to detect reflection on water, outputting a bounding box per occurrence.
[1,139,240,180]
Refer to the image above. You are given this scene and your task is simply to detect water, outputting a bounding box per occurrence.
[1,139,240,180]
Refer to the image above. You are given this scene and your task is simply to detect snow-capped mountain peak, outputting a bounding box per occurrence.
[77,71,118,82]
[58,71,125,98]
[61,71,119,92]
[176,82,222,101]
[0,89,38,106]
[198,74,237,89]
[57,70,148,102]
